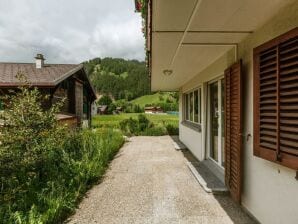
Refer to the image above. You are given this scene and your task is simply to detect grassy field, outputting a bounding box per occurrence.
[92,113,179,130]
[130,92,172,108]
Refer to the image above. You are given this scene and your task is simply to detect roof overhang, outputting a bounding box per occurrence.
[0,64,97,101]
[148,0,296,91]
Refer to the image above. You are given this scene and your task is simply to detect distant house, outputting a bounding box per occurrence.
[0,54,96,127]
[91,102,98,116]
[115,106,123,114]
[144,106,163,114]
[98,105,108,115]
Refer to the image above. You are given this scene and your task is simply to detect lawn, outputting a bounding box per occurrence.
[92,113,179,130]
[130,92,173,108]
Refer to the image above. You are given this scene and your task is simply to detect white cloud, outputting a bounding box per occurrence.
[0,0,145,63]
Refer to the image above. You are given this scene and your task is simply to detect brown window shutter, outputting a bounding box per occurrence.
[253,28,298,170]
[225,60,243,204]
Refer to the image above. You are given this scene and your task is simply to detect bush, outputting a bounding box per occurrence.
[119,117,139,135]
[137,114,151,131]
[118,114,176,136]
[119,114,153,136]
[165,123,179,135]
[117,101,143,113]
[156,102,178,112]
[107,102,116,114]
[140,126,167,136]
[97,95,112,106]
[0,85,124,223]
[133,104,144,113]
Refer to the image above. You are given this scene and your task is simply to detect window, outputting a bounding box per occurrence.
[253,28,298,170]
[189,92,194,122]
[194,91,199,123]
[184,88,201,124]
[185,94,189,120]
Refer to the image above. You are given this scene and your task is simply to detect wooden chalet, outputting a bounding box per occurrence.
[0,54,97,127]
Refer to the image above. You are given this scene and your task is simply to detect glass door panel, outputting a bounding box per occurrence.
[189,92,194,122]
[194,90,199,123]
[208,78,225,168]
[210,82,219,162]
[221,79,225,167]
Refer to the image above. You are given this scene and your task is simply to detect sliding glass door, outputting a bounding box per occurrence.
[208,78,225,167]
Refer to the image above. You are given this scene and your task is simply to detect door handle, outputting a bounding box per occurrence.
[238,133,251,141]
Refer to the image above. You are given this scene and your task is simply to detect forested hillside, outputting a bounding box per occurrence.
[84,57,150,100]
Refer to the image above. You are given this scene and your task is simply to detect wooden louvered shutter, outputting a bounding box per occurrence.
[254,28,298,170]
[225,60,243,204]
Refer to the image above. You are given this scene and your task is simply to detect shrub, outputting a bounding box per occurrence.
[119,117,139,135]
[118,114,176,136]
[156,102,178,112]
[119,114,153,136]
[165,123,179,135]
[98,95,112,106]
[140,126,167,136]
[0,84,124,223]
[137,114,151,131]
[133,104,144,113]
[107,102,116,114]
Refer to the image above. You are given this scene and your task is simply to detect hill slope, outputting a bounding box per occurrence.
[130,92,178,111]
[83,57,150,101]
[130,93,167,107]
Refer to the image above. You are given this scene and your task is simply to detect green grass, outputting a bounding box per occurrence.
[130,92,172,108]
[1,129,124,224]
[92,113,179,130]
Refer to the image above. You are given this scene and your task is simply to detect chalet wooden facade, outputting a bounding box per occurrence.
[0,54,96,127]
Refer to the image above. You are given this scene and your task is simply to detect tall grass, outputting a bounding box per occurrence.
[118,114,179,136]
[92,113,179,133]
[0,129,124,224]
[0,82,125,223]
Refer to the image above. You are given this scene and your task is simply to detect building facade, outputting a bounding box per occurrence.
[139,0,298,223]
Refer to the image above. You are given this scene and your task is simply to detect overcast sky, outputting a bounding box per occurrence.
[0,0,145,64]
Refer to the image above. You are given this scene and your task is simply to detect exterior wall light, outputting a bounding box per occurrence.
[163,69,173,76]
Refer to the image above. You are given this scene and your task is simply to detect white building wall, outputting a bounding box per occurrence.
[179,2,298,223]
[180,124,203,160]
[179,91,204,160]
[238,2,298,224]
[91,102,98,116]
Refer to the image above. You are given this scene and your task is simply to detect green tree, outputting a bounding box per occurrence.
[98,95,112,106]
[0,82,67,219]
[83,57,150,101]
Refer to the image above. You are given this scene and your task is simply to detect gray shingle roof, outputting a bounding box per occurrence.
[0,63,83,87]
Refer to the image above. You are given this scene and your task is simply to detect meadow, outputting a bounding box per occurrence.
[92,113,179,130]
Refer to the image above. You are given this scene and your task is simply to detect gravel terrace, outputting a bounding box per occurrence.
[67,136,256,224]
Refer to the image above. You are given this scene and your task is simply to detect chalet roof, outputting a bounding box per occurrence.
[0,63,83,87]
[99,105,108,112]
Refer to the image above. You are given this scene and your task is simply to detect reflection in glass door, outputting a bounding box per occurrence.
[221,80,225,167]
[210,82,219,162]
[208,78,225,168]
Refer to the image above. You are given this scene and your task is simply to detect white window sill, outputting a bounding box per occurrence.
[181,120,201,132]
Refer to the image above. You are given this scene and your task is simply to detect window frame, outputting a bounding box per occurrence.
[253,27,298,170]
[183,87,202,125]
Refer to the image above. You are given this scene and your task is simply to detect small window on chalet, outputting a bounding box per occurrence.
[184,88,201,124]
[253,28,298,170]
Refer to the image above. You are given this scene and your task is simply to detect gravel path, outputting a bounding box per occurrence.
[67,136,255,224]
